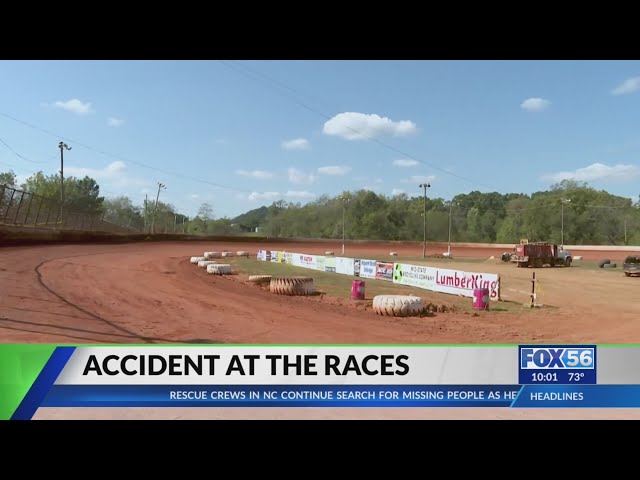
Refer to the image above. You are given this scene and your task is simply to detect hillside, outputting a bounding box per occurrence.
[232,206,269,228]
[228,181,640,246]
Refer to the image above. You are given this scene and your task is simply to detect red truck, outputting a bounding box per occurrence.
[509,242,573,268]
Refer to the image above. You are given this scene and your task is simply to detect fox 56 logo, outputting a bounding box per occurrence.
[520,346,596,370]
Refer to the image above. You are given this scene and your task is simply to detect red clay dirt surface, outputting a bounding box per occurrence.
[2,239,640,420]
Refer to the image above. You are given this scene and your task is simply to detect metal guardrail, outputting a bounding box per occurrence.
[0,184,137,234]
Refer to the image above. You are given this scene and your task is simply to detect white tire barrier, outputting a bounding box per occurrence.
[204,251,222,259]
[372,295,424,317]
[198,260,217,268]
[207,263,232,275]
[248,274,272,284]
[325,251,335,256]
[269,277,315,296]
[236,251,250,257]
[190,256,207,264]
[221,251,235,257]
[390,252,398,256]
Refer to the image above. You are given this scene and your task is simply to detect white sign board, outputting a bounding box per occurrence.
[291,253,317,270]
[334,257,354,276]
[359,259,377,279]
[392,263,500,300]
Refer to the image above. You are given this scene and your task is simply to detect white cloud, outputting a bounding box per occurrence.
[65,161,151,188]
[282,138,310,150]
[189,194,200,199]
[245,190,316,201]
[400,175,436,184]
[611,77,640,95]
[323,112,417,140]
[107,117,124,127]
[375,178,383,184]
[285,190,315,199]
[248,191,281,201]
[520,97,551,112]
[392,159,419,167]
[50,98,94,115]
[391,188,405,196]
[288,167,317,184]
[317,165,352,176]
[236,169,275,180]
[541,162,640,183]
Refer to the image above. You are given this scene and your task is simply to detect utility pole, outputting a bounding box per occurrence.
[151,182,166,234]
[144,194,148,232]
[447,200,454,257]
[419,182,430,258]
[561,198,571,247]
[340,195,350,255]
[58,142,71,225]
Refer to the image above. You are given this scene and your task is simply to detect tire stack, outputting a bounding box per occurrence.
[248,274,272,285]
[372,295,425,317]
[269,277,315,296]
[207,264,232,275]
[190,256,206,264]
[197,260,217,268]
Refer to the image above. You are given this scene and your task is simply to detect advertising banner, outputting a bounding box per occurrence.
[270,251,280,262]
[431,265,500,299]
[375,261,394,281]
[334,257,355,276]
[359,259,377,279]
[284,252,293,265]
[315,256,326,272]
[324,257,336,273]
[392,263,436,289]
[257,250,267,261]
[291,253,317,270]
[393,263,500,299]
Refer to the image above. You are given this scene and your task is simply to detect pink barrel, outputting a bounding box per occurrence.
[472,288,490,310]
[351,280,365,300]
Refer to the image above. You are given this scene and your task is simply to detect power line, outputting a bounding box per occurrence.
[0,135,47,164]
[220,60,634,204]
[0,111,254,195]
[218,60,498,193]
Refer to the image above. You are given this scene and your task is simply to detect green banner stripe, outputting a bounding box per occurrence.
[0,345,57,420]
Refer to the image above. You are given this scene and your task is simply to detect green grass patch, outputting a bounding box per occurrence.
[227,258,522,313]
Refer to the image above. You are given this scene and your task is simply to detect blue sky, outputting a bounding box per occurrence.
[1,60,639,218]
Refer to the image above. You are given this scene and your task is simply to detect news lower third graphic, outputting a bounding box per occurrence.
[2,344,640,420]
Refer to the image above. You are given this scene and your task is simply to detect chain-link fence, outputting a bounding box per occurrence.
[0,184,138,234]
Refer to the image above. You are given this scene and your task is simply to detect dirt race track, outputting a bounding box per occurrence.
[2,239,640,420]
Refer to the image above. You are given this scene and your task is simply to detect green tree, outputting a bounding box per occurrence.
[22,171,104,214]
[0,170,17,187]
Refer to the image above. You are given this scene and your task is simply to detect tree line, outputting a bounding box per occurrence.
[2,169,639,244]
[254,180,640,246]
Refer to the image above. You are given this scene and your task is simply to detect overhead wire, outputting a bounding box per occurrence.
[220,60,638,206]
[0,111,254,195]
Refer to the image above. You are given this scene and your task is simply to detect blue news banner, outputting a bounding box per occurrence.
[36,345,640,409]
